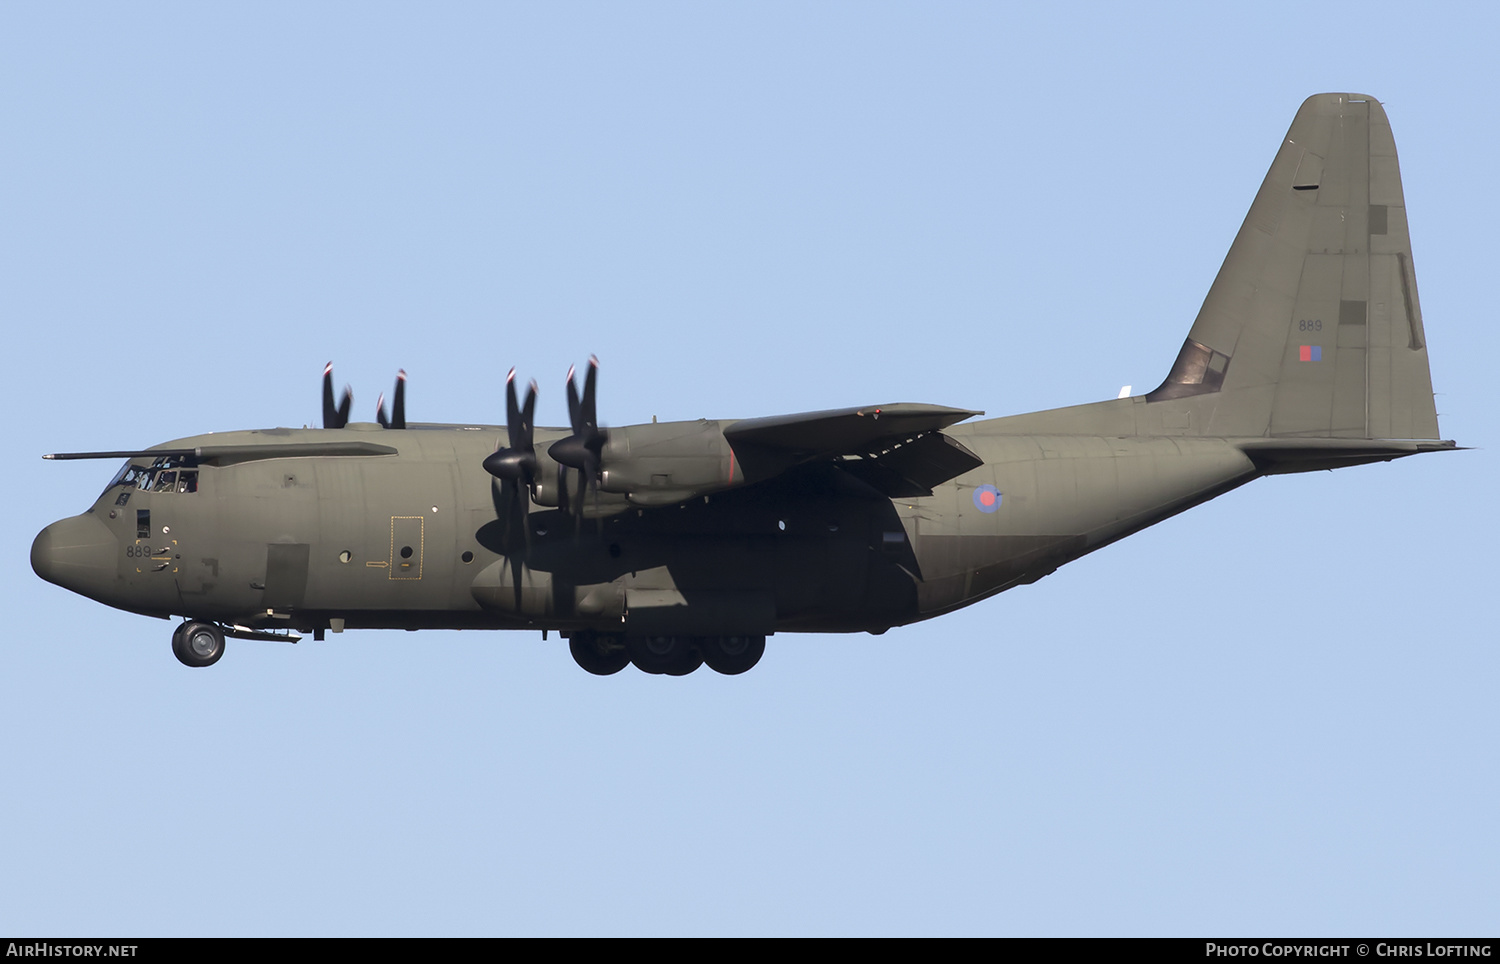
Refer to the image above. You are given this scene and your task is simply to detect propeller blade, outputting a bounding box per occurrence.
[485,368,542,559]
[505,369,520,445]
[522,383,537,444]
[488,471,523,553]
[575,453,589,520]
[489,435,531,609]
[498,478,519,543]
[376,393,389,428]
[580,355,598,433]
[549,356,606,522]
[565,364,581,432]
[391,369,406,429]
[484,369,540,488]
[505,369,536,454]
[336,387,352,428]
[321,362,346,429]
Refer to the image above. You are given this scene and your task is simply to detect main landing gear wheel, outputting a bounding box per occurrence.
[172,621,226,668]
[569,632,631,676]
[626,635,702,676]
[662,646,703,677]
[700,635,766,675]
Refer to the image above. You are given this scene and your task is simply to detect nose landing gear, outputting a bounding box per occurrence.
[171,621,226,668]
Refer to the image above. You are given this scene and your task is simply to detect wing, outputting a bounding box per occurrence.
[724,402,984,496]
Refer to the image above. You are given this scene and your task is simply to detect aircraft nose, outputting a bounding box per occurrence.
[32,514,117,594]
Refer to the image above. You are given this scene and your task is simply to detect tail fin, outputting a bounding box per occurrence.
[1147,93,1441,442]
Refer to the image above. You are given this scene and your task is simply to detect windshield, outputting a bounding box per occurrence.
[102,456,199,499]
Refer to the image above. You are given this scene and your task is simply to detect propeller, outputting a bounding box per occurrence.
[322,362,352,429]
[376,369,407,429]
[482,368,540,546]
[548,356,607,518]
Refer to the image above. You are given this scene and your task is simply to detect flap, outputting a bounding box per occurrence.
[837,431,984,497]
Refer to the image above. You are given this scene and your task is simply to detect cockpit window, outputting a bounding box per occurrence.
[106,462,149,491]
[104,456,200,498]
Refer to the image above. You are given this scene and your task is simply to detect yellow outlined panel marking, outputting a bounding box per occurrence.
[135,538,178,574]
[388,516,424,580]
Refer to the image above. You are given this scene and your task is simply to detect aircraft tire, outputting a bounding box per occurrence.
[626,634,701,675]
[172,621,225,668]
[700,635,765,675]
[569,632,630,676]
[663,647,703,677]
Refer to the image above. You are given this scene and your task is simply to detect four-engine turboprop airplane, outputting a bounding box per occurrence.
[32,94,1457,676]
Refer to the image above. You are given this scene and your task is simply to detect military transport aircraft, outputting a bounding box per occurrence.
[32,93,1457,676]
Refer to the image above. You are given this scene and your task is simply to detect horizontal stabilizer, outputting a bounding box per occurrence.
[1236,436,1460,474]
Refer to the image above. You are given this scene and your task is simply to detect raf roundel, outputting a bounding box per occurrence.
[973,484,1002,513]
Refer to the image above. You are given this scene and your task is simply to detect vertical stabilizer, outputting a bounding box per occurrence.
[1147,94,1440,441]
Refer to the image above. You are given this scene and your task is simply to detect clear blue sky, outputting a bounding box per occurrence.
[4,2,1495,936]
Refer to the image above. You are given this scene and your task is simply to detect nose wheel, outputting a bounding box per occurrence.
[171,621,226,668]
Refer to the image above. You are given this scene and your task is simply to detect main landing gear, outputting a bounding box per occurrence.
[569,632,632,676]
[171,620,226,668]
[568,632,766,676]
